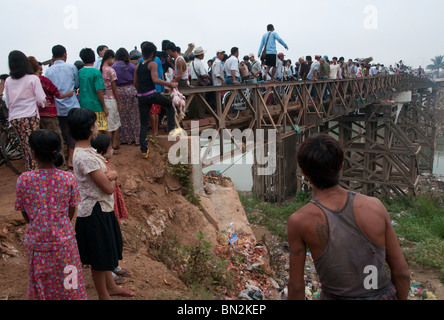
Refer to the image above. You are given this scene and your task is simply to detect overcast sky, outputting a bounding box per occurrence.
[1,0,443,75]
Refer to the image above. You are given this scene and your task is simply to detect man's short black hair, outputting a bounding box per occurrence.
[97,45,108,55]
[52,45,67,59]
[79,48,96,64]
[231,47,239,55]
[267,24,274,31]
[306,56,312,62]
[297,133,344,190]
[68,108,97,141]
[162,40,172,51]
[164,42,178,53]
[142,42,157,60]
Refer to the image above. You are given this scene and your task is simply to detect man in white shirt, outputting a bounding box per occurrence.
[275,53,285,81]
[224,47,241,85]
[329,57,340,80]
[307,55,321,81]
[212,50,226,86]
[189,46,210,87]
[249,53,262,83]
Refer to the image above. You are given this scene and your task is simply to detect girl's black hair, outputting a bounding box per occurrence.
[29,129,64,167]
[100,49,116,73]
[91,134,111,155]
[115,48,130,64]
[79,48,96,64]
[67,108,97,141]
[8,50,33,80]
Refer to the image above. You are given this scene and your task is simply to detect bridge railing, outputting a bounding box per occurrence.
[178,74,434,136]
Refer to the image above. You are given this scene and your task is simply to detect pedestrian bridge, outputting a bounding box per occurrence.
[174,75,439,202]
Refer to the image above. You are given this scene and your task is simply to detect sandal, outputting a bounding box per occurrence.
[114,268,131,277]
[141,150,149,159]
[114,275,127,285]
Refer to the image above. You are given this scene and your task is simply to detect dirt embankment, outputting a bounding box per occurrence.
[0,143,275,300]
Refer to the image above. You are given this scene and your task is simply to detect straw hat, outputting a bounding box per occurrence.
[193,46,206,56]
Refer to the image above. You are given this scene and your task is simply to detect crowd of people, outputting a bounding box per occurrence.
[0,23,415,301]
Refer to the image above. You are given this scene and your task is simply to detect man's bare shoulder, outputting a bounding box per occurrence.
[288,202,322,228]
[354,193,388,215]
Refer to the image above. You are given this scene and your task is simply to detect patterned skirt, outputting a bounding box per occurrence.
[10,115,40,172]
[104,98,122,132]
[117,85,140,144]
[25,237,87,300]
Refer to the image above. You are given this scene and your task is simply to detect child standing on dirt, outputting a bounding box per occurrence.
[68,107,134,300]
[91,133,131,283]
[100,50,123,151]
[15,129,87,300]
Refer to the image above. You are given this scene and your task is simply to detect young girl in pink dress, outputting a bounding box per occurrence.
[15,129,87,300]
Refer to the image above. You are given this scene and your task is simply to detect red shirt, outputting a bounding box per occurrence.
[38,75,60,117]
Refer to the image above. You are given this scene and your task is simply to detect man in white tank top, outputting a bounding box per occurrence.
[166,43,189,88]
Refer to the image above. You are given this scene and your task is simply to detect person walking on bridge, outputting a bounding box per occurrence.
[258,24,288,82]
[287,133,410,300]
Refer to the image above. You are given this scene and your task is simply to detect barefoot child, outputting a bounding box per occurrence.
[15,129,87,300]
[68,108,134,300]
[91,133,131,283]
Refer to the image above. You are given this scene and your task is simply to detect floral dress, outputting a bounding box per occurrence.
[15,169,87,300]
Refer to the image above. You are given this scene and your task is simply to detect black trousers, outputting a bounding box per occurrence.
[137,93,175,153]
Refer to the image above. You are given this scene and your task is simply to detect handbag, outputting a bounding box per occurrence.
[260,31,272,61]
[192,62,211,86]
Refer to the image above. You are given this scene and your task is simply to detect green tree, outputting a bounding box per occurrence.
[427,55,444,78]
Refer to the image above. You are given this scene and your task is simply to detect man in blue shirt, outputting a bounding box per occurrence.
[45,45,80,167]
[258,24,289,82]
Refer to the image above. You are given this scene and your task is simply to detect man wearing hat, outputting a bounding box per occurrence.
[212,49,226,86]
[189,46,210,86]
[188,46,210,119]
[249,53,262,83]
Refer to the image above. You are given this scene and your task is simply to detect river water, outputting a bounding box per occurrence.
[433,137,444,177]
[203,136,444,192]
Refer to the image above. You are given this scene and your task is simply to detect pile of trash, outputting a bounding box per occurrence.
[417,173,444,194]
[408,281,438,300]
[215,232,279,300]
